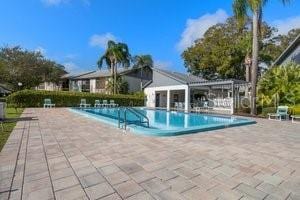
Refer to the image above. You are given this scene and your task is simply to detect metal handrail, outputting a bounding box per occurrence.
[127,107,149,127]
[117,106,149,130]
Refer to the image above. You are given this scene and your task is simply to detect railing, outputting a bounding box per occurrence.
[118,107,149,130]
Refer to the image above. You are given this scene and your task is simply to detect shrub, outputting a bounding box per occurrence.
[258,62,300,106]
[261,107,276,117]
[6,90,144,108]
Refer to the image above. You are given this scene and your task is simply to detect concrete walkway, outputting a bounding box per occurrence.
[0,108,299,200]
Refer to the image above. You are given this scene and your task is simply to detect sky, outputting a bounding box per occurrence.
[1,0,300,74]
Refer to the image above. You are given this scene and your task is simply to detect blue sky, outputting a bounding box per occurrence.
[1,0,300,73]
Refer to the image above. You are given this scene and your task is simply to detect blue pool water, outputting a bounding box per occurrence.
[71,107,256,136]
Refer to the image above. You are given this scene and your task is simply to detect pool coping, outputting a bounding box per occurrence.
[69,107,256,136]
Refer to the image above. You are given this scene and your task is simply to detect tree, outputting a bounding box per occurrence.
[258,63,300,106]
[233,0,290,115]
[132,55,153,68]
[105,75,129,94]
[97,41,131,94]
[0,46,66,91]
[182,17,276,80]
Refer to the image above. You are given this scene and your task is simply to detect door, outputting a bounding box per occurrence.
[155,93,160,107]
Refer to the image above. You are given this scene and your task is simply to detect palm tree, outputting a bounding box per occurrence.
[233,0,290,115]
[132,55,153,90]
[132,55,153,68]
[97,40,130,94]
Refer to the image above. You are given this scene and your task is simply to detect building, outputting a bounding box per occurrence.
[0,84,12,97]
[36,66,250,114]
[273,34,300,66]
[37,66,153,94]
[144,68,250,114]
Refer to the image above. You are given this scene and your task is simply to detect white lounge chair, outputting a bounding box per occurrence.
[101,100,108,107]
[79,99,91,108]
[178,102,184,110]
[44,98,55,108]
[109,100,118,107]
[268,106,289,121]
[94,100,101,107]
[174,102,179,110]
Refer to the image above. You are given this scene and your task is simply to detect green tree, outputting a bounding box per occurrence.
[233,0,290,115]
[97,41,131,94]
[0,46,66,91]
[182,17,276,80]
[258,63,300,106]
[272,29,300,58]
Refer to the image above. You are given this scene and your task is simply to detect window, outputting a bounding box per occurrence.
[96,78,106,89]
[81,80,90,92]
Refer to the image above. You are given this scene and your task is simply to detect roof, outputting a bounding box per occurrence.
[189,79,249,86]
[153,68,206,84]
[70,66,150,80]
[273,34,300,66]
[61,71,95,79]
[0,84,12,93]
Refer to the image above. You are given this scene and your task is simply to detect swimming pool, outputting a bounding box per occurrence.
[71,107,256,136]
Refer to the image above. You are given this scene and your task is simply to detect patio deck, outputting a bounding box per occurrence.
[0,108,299,200]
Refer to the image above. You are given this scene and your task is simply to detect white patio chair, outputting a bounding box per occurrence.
[94,100,101,107]
[109,100,118,107]
[44,98,55,108]
[174,102,179,110]
[101,100,108,107]
[79,99,91,108]
[178,102,184,110]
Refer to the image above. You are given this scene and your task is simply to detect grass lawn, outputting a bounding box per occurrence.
[0,107,24,151]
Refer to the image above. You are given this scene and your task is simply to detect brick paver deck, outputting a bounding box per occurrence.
[0,108,299,200]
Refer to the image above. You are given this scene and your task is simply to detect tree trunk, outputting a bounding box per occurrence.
[114,63,117,94]
[251,9,259,115]
[110,61,115,95]
[244,54,251,82]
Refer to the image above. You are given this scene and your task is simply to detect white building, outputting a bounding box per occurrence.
[144,68,250,114]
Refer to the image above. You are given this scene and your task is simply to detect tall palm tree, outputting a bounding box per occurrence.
[97,40,130,94]
[233,0,290,115]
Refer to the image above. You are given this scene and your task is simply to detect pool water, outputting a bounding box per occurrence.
[71,107,256,136]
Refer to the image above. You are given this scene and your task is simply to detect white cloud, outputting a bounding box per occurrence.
[89,33,117,49]
[65,54,77,59]
[176,9,228,51]
[41,0,90,6]
[154,60,172,70]
[63,62,82,74]
[41,0,68,6]
[272,15,300,35]
[35,46,47,55]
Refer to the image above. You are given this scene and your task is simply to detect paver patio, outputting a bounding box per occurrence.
[0,108,299,200]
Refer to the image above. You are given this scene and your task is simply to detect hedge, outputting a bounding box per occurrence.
[7,90,144,108]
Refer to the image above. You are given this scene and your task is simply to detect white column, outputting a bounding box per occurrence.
[231,82,234,114]
[184,113,188,128]
[167,90,170,111]
[184,87,190,113]
[166,112,170,128]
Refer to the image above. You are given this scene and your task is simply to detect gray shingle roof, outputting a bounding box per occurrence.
[273,34,300,66]
[153,68,206,84]
[70,66,147,80]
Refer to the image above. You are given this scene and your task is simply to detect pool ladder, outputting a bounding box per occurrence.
[118,107,149,130]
